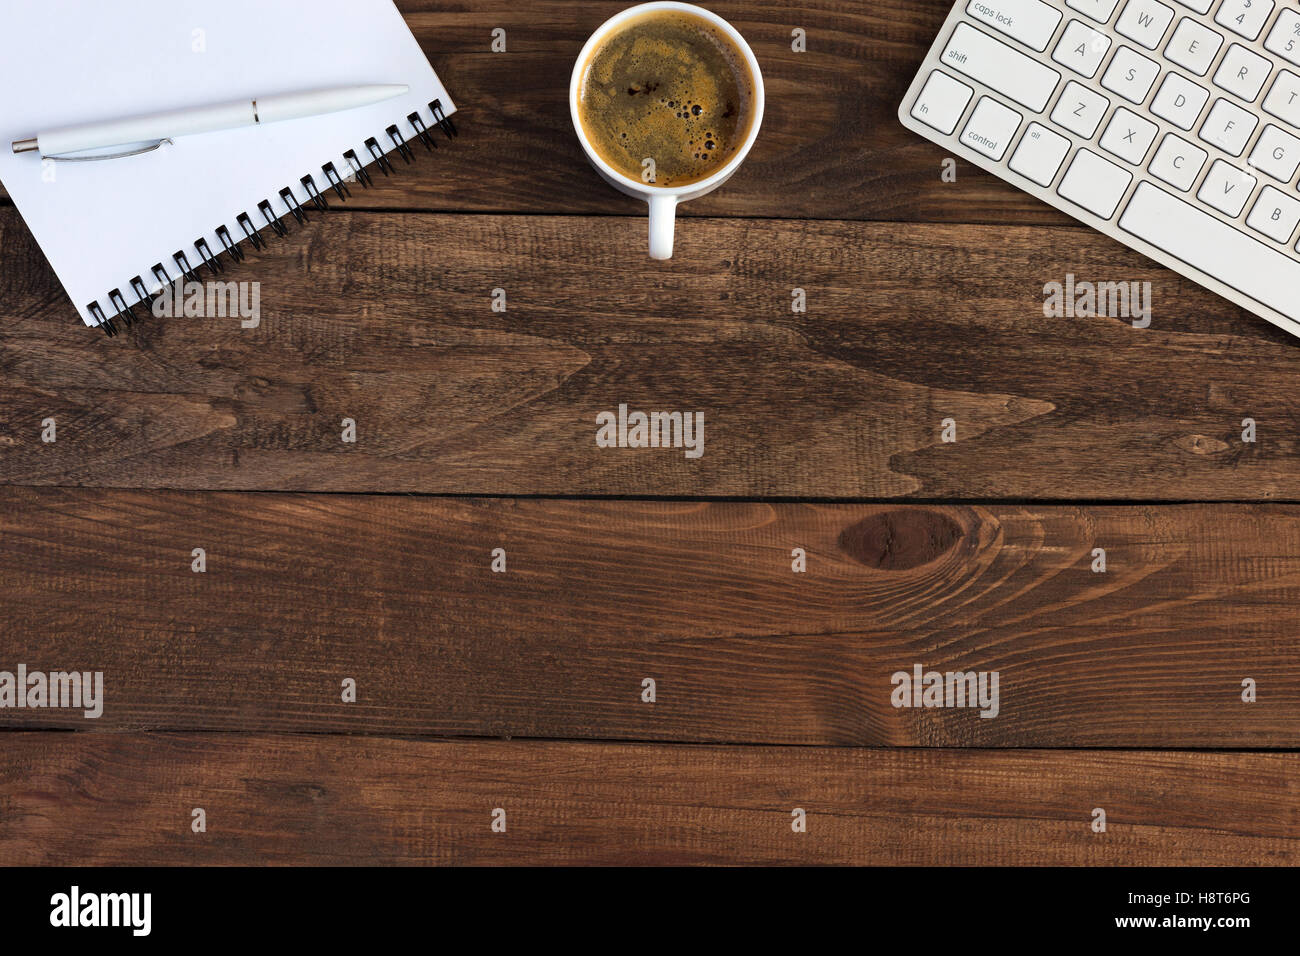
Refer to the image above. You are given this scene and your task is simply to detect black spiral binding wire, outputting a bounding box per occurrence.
[83,99,458,337]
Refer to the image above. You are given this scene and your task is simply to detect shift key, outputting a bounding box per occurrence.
[942,22,1061,112]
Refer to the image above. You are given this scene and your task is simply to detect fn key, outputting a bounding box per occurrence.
[911,70,974,135]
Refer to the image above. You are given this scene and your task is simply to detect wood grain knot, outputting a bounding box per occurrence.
[838,509,964,571]
[1175,434,1230,456]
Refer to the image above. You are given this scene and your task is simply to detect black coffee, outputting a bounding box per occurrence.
[577,9,756,187]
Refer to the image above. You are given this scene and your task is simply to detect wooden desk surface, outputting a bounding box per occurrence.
[1,0,1297,865]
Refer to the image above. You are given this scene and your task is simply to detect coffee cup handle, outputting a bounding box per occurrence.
[648,194,677,260]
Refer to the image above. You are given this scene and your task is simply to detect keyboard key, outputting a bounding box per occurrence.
[1119,182,1300,318]
[1053,19,1112,77]
[1148,132,1208,190]
[966,0,1063,52]
[1116,0,1175,50]
[1052,80,1111,136]
[1100,106,1158,163]
[1102,45,1160,102]
[1164,17,1223,75]
[1066,0,1122,22]
[1213,43,1272,102]
[961,96,1023,159]
[943,23,1062,111]
[1264,9,1300,68]
[1215,0,1275,41]
[1197,159,1256,216]
[1151,73,1210,129]
[911,70,975,134]
[1200,97,1259,154]
[1246,185,1300,242]
[1248,124,1300,181]
[1172,0,1213,13]
[1058,148,1134,217]
[1262,70,1300,128]
[1010,121,1072,184]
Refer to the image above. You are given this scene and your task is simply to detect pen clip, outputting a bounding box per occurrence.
[43,138,174,162]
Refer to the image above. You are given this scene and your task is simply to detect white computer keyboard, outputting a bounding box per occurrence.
[899,0,1300,339]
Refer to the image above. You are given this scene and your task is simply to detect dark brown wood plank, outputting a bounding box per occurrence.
[3,209,1299,498]
[2,489,1296,746]
[1,735,1293,865]
[0,0,1062,225]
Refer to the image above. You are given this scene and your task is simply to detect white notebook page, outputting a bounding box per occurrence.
[0,0,455,326]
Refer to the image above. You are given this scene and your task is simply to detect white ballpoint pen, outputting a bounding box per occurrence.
[11,84,409,159]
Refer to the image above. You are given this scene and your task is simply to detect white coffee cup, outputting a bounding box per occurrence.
[569,1,765,260]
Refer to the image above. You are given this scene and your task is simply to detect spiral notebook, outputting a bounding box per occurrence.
[0,0,456,335]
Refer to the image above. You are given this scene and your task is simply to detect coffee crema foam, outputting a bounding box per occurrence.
[578,10,755,187]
